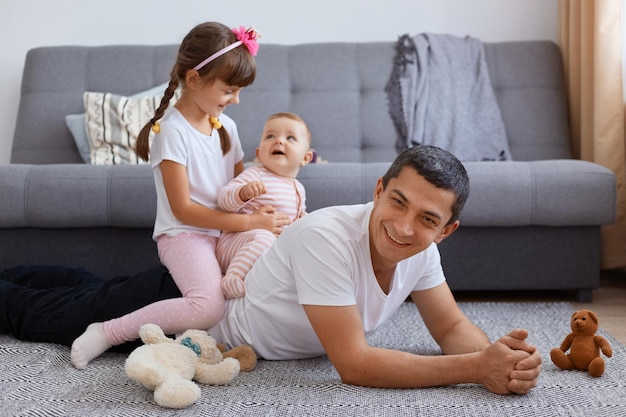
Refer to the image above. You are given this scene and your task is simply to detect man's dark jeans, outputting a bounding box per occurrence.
[0,265,180,352]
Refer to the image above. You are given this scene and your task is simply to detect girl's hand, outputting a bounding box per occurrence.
[239,181,266,202]
[250,205,291,234]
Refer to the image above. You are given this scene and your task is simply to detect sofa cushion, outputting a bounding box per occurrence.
[460,160,616,226]
[0,164,156,228]
[483,42,572,160]
[297,161,615,227]
[66,83,170,163]
[84,91,155,165]
[84,89,180,165]
[0,161,615,229]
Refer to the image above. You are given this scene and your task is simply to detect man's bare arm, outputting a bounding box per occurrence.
[412,283,542,394]
[411,283,490,354]
[302,302,532,393]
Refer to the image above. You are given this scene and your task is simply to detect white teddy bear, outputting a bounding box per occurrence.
[124,323,242,409]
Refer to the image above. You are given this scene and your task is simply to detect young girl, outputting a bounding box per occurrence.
[70,21,290,369]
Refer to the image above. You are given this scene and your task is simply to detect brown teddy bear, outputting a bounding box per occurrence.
[550,309,612,377]
[217,342,257,372]
[125,323,256,408]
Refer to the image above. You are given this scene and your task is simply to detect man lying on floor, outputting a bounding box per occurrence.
[0,145,541,395]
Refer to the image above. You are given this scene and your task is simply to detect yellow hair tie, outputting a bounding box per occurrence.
[209,116,222,130]
[151,120,160,133]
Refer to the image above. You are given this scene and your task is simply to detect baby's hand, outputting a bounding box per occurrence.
[239,181,266,202]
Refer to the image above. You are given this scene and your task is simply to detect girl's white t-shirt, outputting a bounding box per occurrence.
[209,202,446,360]
[150,108,244,239]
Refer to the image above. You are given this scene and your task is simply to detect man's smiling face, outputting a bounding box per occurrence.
[369,166,459,271]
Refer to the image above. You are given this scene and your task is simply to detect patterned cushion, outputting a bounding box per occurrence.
[66,83,170,163]
[83,88,179,165]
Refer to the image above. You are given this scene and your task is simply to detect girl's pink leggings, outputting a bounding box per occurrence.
[103,232,224,345]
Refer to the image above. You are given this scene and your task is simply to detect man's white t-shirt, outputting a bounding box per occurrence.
[209,202,446,360]
[150,108,244,240]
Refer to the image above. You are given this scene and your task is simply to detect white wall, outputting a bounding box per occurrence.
[0,0,558,164]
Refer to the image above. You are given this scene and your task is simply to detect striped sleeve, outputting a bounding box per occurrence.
[217,166,261,212]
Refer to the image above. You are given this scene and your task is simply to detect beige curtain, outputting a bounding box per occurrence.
[559,0,626,269]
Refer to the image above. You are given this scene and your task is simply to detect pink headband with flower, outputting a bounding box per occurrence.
[193,26,260,71]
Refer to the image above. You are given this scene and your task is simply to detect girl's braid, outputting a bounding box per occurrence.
[135,73,179,162]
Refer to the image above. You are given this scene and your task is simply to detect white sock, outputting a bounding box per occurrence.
[70,323,112,369]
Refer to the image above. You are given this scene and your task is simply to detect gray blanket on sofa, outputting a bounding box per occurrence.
[385,33,511,161]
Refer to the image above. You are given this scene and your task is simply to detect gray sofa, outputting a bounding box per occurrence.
[0,39,616,302]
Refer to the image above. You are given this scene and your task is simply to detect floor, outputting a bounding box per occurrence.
[454,268,626,344]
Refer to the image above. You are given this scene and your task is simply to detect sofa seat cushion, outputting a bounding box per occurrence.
[0,164,155,228]
[0,160,615,229]
[297,161,616,227]
[460,160,616,226]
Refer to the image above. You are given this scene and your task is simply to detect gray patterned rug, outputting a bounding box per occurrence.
[1,302,624,416]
